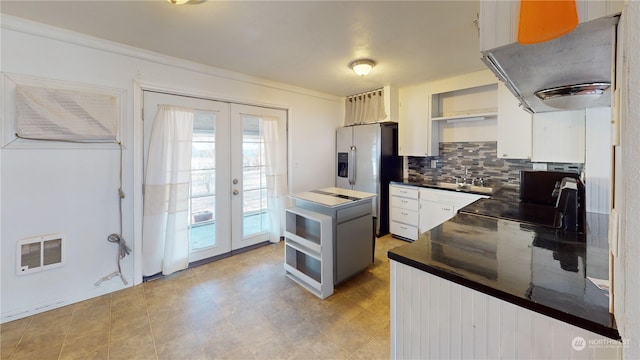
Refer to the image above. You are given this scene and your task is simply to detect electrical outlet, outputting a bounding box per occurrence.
[533,163,548,171]
[430,160,437,168]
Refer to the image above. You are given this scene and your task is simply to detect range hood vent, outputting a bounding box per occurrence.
[481,14,619,113]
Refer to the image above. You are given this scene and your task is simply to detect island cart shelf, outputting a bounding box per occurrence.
[284,206,333,299]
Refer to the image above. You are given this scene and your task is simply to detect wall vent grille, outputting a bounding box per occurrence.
[16,233,65,275]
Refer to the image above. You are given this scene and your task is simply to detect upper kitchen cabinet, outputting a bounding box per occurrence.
[398,85,430,156]
[497,82,532,159]
[479,0,625,52]
[531,110,585,163]
[382,85,400,123]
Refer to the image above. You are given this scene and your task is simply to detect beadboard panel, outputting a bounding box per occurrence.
[390,260,622,359]
[585,107,612,214]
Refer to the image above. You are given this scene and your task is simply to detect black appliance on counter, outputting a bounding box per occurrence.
[519,170,580,205]
[520,170,585,232]
[460,170,586,233]
[554,177,586,233]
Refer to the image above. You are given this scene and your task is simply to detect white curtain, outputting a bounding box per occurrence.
[344,88,386,126]
[142,105,194,276]
[263,115,289,243]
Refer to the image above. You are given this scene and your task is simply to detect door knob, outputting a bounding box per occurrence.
[232,179,239,184]
[233,189,239,195]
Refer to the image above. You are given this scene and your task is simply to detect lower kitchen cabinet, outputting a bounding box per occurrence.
[389,185,420,240]
[419,199,455,232]
[390,184,487,239]
[418,188,486,233]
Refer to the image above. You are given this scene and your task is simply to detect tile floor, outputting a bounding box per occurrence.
[1,235,407,360]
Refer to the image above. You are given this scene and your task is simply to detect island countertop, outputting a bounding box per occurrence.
[290,187,376,208]
[387,211,618,340]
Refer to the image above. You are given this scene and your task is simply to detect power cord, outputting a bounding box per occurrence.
[95,142,130,286]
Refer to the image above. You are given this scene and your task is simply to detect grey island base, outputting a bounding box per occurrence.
[285,187,377,299]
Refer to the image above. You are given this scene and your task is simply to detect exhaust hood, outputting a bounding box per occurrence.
[481,14,619,113]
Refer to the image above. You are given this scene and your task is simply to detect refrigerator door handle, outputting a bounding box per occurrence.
[349,145,356,185]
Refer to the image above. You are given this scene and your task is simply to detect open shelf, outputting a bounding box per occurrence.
[430,83,498,120]
[431,110,498,122]
[284,207,333,299]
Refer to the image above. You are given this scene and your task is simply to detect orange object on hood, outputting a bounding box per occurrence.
[517,0,579,44]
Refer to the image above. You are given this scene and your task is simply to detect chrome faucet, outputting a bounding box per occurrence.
[462,167,470,184]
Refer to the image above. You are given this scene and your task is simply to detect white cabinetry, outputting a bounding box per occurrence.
[389,185,420,241]
[428,70,499,155]
[418,188,485,232]
[532,110,585,163]
[480,0,624,52]
[284,207,333,299]
[398,85,430,156]
[497,82,532,159]
[390,184,487,239]
[419,200,455,233]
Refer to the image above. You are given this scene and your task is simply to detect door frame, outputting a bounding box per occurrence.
[132,81,291,285]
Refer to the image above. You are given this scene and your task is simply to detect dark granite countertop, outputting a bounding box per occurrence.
[387,211,618,340]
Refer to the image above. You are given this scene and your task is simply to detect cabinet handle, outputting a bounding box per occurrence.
[401,212,408,216]
[442,207,451,211]
[401,226,408,230]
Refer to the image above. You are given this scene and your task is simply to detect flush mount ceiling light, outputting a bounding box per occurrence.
[350,59,376,76]
[167,0,190,4]
[534,82,610,109]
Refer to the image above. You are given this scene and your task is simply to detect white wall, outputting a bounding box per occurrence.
[0,15,342,322]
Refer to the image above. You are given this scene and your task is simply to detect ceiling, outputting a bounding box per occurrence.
[0,0,486,97]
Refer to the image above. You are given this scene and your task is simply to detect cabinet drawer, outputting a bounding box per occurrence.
[391,207,419,226]
[391,196,419,211]
[390,185,419,199]
[390,221,418,241]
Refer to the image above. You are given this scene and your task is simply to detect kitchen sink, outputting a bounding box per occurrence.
[431,182,495,195]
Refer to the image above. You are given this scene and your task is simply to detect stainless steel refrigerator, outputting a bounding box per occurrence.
[336,122,402,236]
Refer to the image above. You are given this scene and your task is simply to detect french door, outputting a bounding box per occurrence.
[143,91,285,263]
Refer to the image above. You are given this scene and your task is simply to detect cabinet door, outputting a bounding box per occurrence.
[480,0,624,52]
[532,110,585,163]
[419,200,455,232]
[398,86,430,156]
[497,82,532,159]
[479,0,519,52]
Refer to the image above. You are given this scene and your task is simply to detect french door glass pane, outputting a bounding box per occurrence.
[242,116,268,237]
[190,111,216,251]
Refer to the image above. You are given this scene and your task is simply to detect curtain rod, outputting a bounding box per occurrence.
[346,87,384,99]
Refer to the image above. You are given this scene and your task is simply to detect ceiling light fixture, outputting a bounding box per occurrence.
[350,59,376,76]
[168,0,190,4]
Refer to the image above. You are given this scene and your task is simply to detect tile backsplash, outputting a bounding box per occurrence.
[407,141,583,189]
